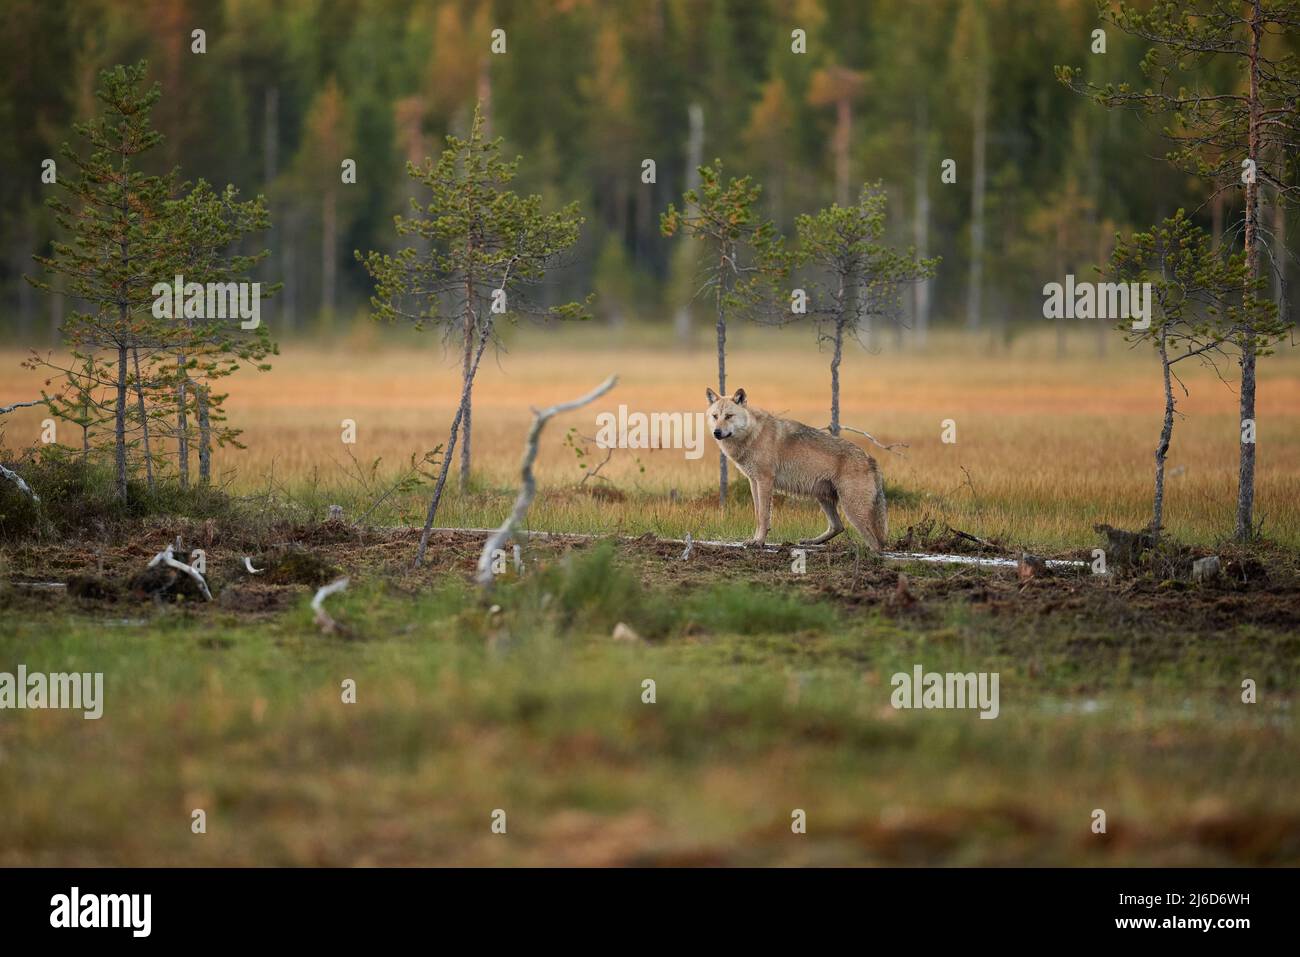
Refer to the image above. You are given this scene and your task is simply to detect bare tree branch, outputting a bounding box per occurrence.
[147,543,212,601]
[0,463,41,504]
[475,375,618,587]
[838,424,909,455]
[0,400,44,416]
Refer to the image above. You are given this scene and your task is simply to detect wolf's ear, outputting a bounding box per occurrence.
[706,387,720,405]
[732,388,747,405]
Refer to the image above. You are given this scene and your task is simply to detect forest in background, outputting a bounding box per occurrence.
[1,0,1296,347]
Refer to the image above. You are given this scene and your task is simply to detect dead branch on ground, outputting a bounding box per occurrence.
[147,543,212,601]
[311,577,351,634]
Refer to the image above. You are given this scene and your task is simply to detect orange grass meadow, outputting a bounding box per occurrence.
[4,323,1299,548]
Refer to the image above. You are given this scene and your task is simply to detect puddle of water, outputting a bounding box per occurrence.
[423,527,1087,570]
[884,552,1087,570]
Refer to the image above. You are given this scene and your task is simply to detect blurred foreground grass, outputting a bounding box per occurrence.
[2,543,1296,866]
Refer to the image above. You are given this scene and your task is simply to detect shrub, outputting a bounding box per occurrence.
[0,446,237,541]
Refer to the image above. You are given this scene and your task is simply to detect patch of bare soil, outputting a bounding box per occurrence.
[3,523,1297,637]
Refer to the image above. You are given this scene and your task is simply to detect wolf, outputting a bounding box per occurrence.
[706,387,887,550]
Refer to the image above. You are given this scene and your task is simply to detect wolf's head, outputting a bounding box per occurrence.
[705,387,751,440]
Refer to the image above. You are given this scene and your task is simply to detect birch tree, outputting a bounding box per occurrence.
[954,0,992,333]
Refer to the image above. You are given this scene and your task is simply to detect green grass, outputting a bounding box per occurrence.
[1,542,1296,866]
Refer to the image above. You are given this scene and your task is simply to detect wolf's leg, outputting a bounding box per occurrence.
[748,475,773,546]
[800,483,844,545]
[837,464,887,551]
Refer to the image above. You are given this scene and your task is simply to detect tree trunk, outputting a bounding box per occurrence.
[321,190,337,322]
[176,353,189,490]
[284,210,298,327]
[829,317,844,436]
[1235,0,1262,542]
[1055,221,1066,359]
[1153,331,1173,540]
[834,96,851,207]
[114,343,128,501]
[115,207,130,501]
[49,278,63,343]
[1236,345,1257,540]
[1273,179,1286,306]
[1085,99,1105,359]
[477,59,493,138]
[460,277,475,486]
[263,86,279,184]
[913,97,931,350]
[132,348,154,491]
[416,324,493,566]
[1095,227,1109,357]
[419,403,466,566]
[15,222,34,340]
[197,384,211,484]
[264,88,280,337]
[715,254,728,506]
[966,60,987,333]
[859,287,873,352]
[1211,189,1225,249]
[674,103,705,346]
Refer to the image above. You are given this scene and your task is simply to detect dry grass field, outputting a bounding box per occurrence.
[7,323,1297,547]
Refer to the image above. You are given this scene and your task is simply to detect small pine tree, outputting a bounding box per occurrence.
[794,183,938,435]
[357,104,589,565]
[161,180,277,486]
[1058,0,1300,540]
[661,160,786,503]
[27,62,277,495]
[1109,210,1279,539]
[27,62,178,500]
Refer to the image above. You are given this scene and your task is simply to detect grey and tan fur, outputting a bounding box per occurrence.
[706,387,887,549]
